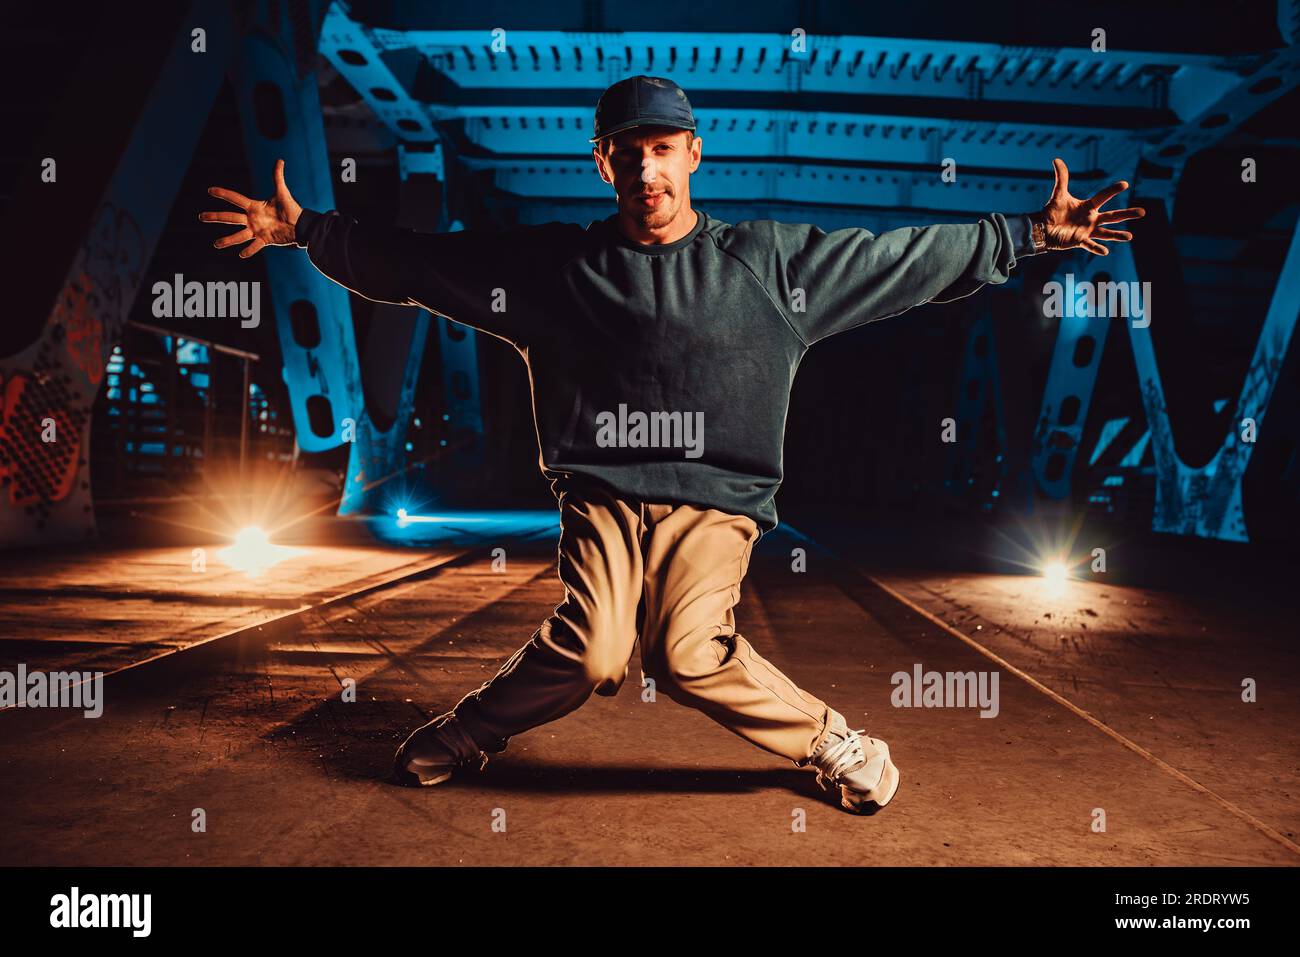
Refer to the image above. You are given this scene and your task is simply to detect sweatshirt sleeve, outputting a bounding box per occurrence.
[294,208,575,346]
[756,212,1041,345]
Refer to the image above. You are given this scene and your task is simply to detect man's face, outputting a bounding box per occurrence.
[593,126,702,229]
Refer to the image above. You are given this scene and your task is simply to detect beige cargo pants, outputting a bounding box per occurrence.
[452,480,833,763]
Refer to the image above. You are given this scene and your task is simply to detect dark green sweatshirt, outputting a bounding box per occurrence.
[295,206,1041,533]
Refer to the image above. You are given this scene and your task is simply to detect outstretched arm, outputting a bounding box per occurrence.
[755,158,1145,345]
[200,159,578,345]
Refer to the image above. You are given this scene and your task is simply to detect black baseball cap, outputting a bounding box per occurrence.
[590,76,697,144]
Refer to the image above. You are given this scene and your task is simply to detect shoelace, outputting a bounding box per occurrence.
[812,726,869,783]
[443,716,491,771]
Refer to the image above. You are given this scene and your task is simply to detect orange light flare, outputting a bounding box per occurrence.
[216,525,302,578]
[1039,557,1073,598]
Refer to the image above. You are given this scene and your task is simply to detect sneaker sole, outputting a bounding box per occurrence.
[392,744,456,788]
[404,766,454,787]
[816,750,900,813]
[842,756,900,813]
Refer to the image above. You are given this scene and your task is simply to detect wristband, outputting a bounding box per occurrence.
[1030,212,1048,253]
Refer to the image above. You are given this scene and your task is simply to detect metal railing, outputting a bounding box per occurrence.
[91,322,292,504]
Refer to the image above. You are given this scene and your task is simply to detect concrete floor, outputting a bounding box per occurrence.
[0,519,1296,866]
[0,541,456,676]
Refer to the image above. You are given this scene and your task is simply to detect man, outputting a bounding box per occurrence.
[202,75,1143,814]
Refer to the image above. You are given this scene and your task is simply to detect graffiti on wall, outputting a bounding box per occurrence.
[0,203,145,541]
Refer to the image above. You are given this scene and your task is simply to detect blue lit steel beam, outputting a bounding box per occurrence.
[332,22,1232,114]
[315,6,1246,162]
[1030,255,1119,501]
[476,160,1074,214]
[1032,5,1299,511]
[338,145,485,514]
[945,300,1009,503]
[317,4,1300,206]
[318,5,1300,213]
[1122,216,1300,541]
[231,0,363,455]
[455,110,1117,171]
[0,0,234,546]
[339,310,430,514]
[432,222,486,457]
[1134,4,1300,216]
[320,8,438,142]
[320,5,495,473]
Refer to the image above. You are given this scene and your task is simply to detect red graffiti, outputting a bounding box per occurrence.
[48,203,146,388]
[55,270,105,387]
[0,372,81,507]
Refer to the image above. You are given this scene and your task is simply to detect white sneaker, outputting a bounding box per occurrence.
[392,711,489,787]
[804,709,900,813]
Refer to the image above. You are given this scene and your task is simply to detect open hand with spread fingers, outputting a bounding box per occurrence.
[1037,157,1145,256]
[200,158,302,259]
